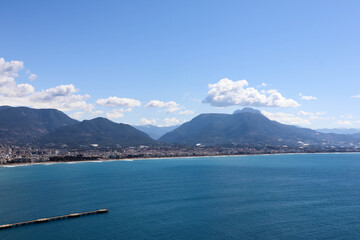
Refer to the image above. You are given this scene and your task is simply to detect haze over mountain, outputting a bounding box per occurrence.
[159,108,358,147]
[41,117,156,147]
[316,128,360,135]
[0,106,79,144]
[133,125,179,140]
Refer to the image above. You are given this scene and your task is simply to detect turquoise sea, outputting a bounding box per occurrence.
[1,153,360,240]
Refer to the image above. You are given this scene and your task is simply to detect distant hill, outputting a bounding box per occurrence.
[159,108,357,147]
[0,106,78,144]
[133,125,179,140]
[317,128,360,135]
[41,117,156,147]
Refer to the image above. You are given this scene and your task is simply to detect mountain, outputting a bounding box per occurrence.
[159,108,357,147]
[233,107,262,115]
[133,124,179,140]
[41,117,156,147]
[0,106,79,144]
[317,128,360,135]
[1,105,358,148]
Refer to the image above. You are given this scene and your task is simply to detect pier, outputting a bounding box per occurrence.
[0,208,108,230]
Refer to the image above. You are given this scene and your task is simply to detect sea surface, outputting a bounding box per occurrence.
[1,153,360,240]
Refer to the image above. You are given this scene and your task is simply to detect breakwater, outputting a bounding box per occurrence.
[0,209,108,230]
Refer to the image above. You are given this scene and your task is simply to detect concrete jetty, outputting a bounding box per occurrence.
[0,209,108,230]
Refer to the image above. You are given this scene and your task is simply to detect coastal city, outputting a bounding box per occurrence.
[1,144,359,165]
[2,1,360,239]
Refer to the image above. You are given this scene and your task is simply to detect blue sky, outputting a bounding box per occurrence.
[1,0,360,128]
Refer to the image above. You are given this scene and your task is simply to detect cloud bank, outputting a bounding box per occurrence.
[203,78,300,108]
[145,100,193,115]
[262,111,311,125]
[0,58,91,111]
[96,96,141,108]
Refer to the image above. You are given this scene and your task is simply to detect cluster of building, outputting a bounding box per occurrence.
[0,144,359,165]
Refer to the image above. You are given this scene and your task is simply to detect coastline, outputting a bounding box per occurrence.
[2,151,360,168]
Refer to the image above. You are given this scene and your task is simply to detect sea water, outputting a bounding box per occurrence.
[1,153,360,239]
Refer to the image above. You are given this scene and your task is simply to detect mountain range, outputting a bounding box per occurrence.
[0,106,154,147]
[159,108,359,147]
[0,106,359,148]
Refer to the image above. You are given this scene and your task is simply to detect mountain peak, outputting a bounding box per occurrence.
[233,107,262,115]
[87,117,111,122]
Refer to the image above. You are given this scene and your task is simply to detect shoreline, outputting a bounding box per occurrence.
[1,151,360,168]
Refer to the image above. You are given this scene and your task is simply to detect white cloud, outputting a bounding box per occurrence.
[336,120,352,126]
[0,82,35,97]
[0,58,24,77]
[261,83,267,87]
[298,111,319,120]
[297,111,330,121]
[178,110,194,115]
[351,95,360,99]
[203,78,299,108]
[30,85,91,111]
[140,118,157,125]
[32,84,78,101]
[0,58,34,97]
[105,109,130,120]
[96,96,141,108]
[166,107,182,113]
[90,110,103,117]
[299,93,317,101]
[145,100,192,115]
[0,58,92,112]
[301,96,318,101]
[298,111,313,116]
[162,117,180,127]
[29,73,37,81]
[145,100,179,108]
[26,70,37,81]
[70,111,85,120]
[262,111,311,125]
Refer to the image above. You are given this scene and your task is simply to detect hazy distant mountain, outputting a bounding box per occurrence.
[0,106,79,144]
[41,117,156,147]
[133,125,179,140]
[159,108,357,147]
[317,128,360,135]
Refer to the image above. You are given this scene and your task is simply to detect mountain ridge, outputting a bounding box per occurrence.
[159,108,358,147]
[0,106,79,144]
[0,106,359,148]
[40,117,156,147]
